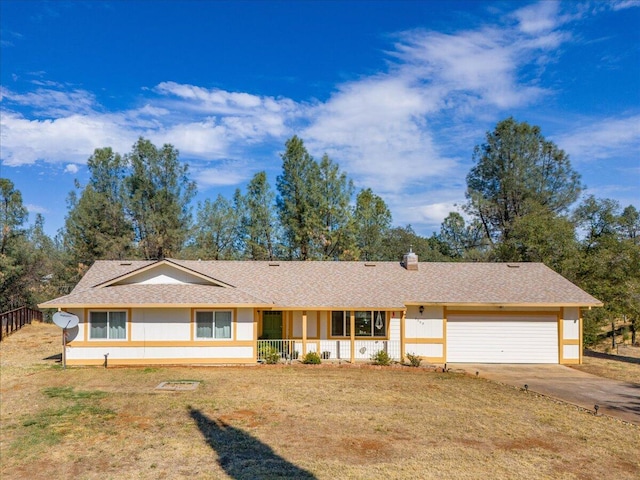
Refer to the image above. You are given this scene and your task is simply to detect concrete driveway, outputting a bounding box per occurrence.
[454,364,640,425]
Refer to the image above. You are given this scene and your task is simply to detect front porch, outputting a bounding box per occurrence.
[257,339,402,363]
[257,309,403,363]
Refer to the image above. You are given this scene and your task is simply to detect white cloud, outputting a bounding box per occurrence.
[192,163,250,187]
[0,111,135,165]
[64,164,79,174]
[25,203,49,214]
[512,1,560,34]
[612,0,640,11]
[2,86,98,116]
[2,1,633,234]
[554,114,640,162]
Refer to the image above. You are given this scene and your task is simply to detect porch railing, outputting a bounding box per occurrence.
[257,339,401,363]
[257,340,299,363]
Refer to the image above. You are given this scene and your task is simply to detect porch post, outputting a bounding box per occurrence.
[302,311,308,356]
[350,311,355,363]
[400,310,406,362]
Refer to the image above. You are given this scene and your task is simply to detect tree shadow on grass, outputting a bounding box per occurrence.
[188,407,316,480]
[584,349,640,365]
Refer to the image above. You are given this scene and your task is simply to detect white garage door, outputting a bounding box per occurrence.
[447,314,558,363]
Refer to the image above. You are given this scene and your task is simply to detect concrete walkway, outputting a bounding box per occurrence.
[454,364,640,425]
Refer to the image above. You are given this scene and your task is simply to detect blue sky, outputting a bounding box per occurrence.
[1,0,639,238]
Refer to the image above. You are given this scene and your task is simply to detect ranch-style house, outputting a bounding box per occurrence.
[39,251,602,366]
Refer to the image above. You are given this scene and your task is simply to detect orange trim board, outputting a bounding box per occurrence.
[446,310,560,317]
[403,338,444,344]
[68,340,255,347]
[66,357,257,366]
[561,358,580,365]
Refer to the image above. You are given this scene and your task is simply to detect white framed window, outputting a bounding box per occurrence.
[196,310,232,339]
[331,311,386,337]
[89,311,127,340]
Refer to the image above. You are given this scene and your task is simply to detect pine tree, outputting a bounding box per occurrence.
[276,136,321,260]
[125,138,196,259]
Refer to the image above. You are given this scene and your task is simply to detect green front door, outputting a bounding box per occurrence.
[262,311,283,339]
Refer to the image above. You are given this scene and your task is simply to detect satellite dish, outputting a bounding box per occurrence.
[52,311,79,329]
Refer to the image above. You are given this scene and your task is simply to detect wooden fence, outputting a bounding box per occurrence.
[0,306,42,341]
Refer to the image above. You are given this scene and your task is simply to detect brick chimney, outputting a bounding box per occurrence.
[402,247,418,271]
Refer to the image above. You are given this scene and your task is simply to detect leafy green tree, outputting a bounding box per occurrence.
[189,194,241,260]
[353,188,392,261]
[242,171,279,260]
[466,118,582,247]
[438,212,486,259]
[573,196,640,346]
[64,147,133,264]
[276,136,321,260]
[125,138,196,259]
[315,154,356,260]
[381,225,450,262]
[0,178,30,308]
[1,178,28,255]
[492,206,579,275]
[618,205,639,245]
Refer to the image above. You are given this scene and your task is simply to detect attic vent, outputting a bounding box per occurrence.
[507,264,520,268]
[364,263,376,267]
[269,263,280,267]
[120,262,132,266]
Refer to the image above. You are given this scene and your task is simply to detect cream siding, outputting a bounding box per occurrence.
[117,264,213,285]
[562,307,580,340]
[292,311,318,338]
[236,308,254,340]
[320,312,329,339]
[405,306,444,339]
[389,315,401,342]
[66,346,254,362]
[405,343,443,358]
[563,345,580,359]
[562,319,580,340]
[66,309,84,342]
[132,308,190,341]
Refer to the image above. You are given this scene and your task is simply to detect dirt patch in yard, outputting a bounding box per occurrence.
[2,322,639,480]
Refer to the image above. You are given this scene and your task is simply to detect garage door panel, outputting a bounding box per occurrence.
[447,315,558,363]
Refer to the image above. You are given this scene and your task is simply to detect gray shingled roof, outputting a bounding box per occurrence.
[39,259,602,309]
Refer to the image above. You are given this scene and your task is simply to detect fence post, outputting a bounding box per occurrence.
[0,306,42,341]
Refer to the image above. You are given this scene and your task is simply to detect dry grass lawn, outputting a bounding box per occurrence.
[571,355,640,384]
[1,322,639,480]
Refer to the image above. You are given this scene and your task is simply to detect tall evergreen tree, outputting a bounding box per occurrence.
[0,178,30,308]
[191,194,240,260]
[125,138,196,259]
[242,172,279,260]
[353,188,392,261]
[0,178,28,256]
[466,118,582,250]
[64,147,133,264]
[276,136,321,260]
[316,154,356,259]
